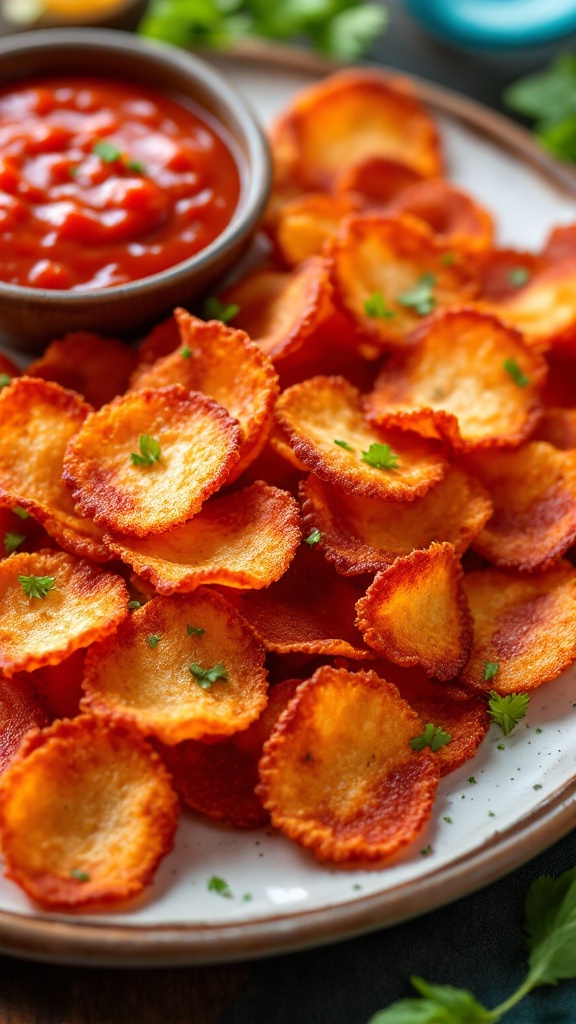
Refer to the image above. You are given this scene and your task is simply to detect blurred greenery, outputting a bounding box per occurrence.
[504,54,576,163]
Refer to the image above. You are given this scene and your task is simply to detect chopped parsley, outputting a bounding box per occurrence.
[509,266,530,287]
[397,272,437,316]
[180,346,193,359]
[0,373,12,390]
[4,531,25,554]
[207,875,232,898]
[70,869,90,882]
[441,252,456,266]
[124,158,147,174]
[69,165,79,178]
[334,439,355,451]
[483,661,499,682]
[304,527,322,546]
[93,139,123,163]
[187,624,205,637]
[421,845,432,856]
[189,662,228,689]
[410,723,451,752]
[468,776,477,784]
[147,634,161,649]
[503,356,531,388]
[488,690,530,736]
[18,574,56,600]
[363,291,396,319]
[130,433,161,467]
[12,506,29,520]
[204,296,239,324]
[128,600,142,610]
[443,816,453,824]
[361,442,399,470]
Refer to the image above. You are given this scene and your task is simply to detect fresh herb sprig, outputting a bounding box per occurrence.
[504,55,576,163]
[368,862,576,1022]
[488,691,530,736]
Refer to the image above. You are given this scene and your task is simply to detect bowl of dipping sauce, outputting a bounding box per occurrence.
[0,28,271,350]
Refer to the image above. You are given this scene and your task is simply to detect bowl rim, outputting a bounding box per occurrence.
[0,27,271,303]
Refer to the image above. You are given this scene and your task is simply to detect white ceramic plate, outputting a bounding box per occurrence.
[1,48,576,967]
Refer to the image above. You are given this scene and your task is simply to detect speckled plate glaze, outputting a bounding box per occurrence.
[1,46,576,967]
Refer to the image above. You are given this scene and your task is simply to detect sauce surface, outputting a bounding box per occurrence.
[0,76,241,290]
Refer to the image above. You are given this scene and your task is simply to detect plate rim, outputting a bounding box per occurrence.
[2,43,576,966]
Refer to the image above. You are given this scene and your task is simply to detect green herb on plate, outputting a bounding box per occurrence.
[504,55,576,163]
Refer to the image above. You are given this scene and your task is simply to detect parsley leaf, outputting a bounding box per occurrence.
[397,273,437,316]
[524,864,576,987]
[204,296,239,323]
[124,158,147,174]
[187,624,205,637]
[304,527,322,546]
[0,373,12,390]
[130,434,162,467]
[363,291,396,319]
[504,56,576,164]
[70,869,90,882]
[4,531,25,554]
[508,266,530,287]
[207,875,232,898]
[483,661,499,681]
[147,633,161,649]
[18,574,56,600]
[488,691,530,736]
[189,662,228,689]
[369,979,492,1022]
[361,443,399,470]
[93,139,122,163]
[12,506,29,520]
[503,357,530,388]
[410,723,451,753]
[334,439,355,451]
[181,346,193,359]
[128,600,142,610]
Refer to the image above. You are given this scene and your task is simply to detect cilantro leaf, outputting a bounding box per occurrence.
[189,662,228,689]
[364,290,396,319]
[525,864,576,987]
[187,624,205,637]
[4,531,25,554]
[147,633,161,648]
[488,691,530,735]
[508,266,530,287]
[334,439,355,451]
[504,54,576,126]
[12,506,29,520]
[130,433,162,467]
[410,723,451,753]
[397,273,437,316]
[128,600,142,610]
[362,443,399,470]
[204,296,239,323]
[93,139,122,163]
[503,357,530,388]
[369,979,492,1022]
[304,527,322,546]
[0,373,12,390]
[207,875,232,898]
[483,661,499,682]
[18,574,56,600]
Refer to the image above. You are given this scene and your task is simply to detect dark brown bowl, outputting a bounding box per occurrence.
[0,28,271,352]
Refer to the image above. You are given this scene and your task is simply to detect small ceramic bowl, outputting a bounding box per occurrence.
[0,28,271,352]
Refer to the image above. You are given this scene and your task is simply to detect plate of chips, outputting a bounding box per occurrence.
[1,46,576,966]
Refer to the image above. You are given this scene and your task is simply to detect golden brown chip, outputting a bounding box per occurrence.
[130,310,279,482]
[335,156,425,206]
[275,193,361,267]
[0,377,111,562]
[533,408,576,450]
[0,550,128,676]
[460,562,576,693]
[0,715,179,909]
[82,588,268,745]
[355,543,472,680]
[274,375,447,501]
[493,259,576,352]
[468,442,576,572]
[219,258,333,362]
[476,248,545,302]
[328,213,476,350]
[366,309,546,451]
[32,649,85,721]
[233,678,301,758]
[63,385,242,537]
[0,503,58,560]
[300,467,493,576]
[0,674,48,775]
[257,665,439,864]
[271,70,443,192]
[385,179,494,254]
[136,315,181,371]
[26,332,137,409]
[105,481,301,595]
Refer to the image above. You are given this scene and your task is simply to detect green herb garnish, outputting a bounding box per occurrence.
[488,691,530,736]
[361,443,399,470]
[397,273,437,316]
[181,346,193,359]
[0,374,11,390]
[207,875,232,898]
[304,527,322,546]
[18,574,56,600]
[484,661,499,682]
[187,624,205,637]
[508,266,530,287]
[334,439,355,451]
[4,532,25,554]
[410,723,451,753]
[12,507,29,520]
[147,634,161,648]
[204,296,239,324]
[93,139,123,163]
[130,433,161,467]
[128,600,142,610]
[503,357,530,388]
[363,291,396,319]
[504,55,576,163]
[70,869,90,882]
[189,662,228,689]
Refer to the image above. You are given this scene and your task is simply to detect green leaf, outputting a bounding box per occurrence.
[483,661,499,682]
[525,866,576,987]
[361,443,399,470]
[207,874,233,897]
[334,439,355,451]
[147,633,161,649]
[130,433,162,467]
[0,373,12,390]
[487,691,530,736]
[504,54,576,125]
[93,139,122,163]
[364,290,396,320]
[18,574,56,600]
[503,357,530,388]
[204,296,239,323]
[189,662,228,689]
[508,266,530,287]
[538,115,576,163]
[70,869,90,882]
[410,723,451,753]
[12,506,29,520]
[304,527,322,546]
[4,531,25,554]
[397,273,437,316]
[187,624,205,636]
[369,979,493,1023]
[321,3,387,60]
[128,600,142,610]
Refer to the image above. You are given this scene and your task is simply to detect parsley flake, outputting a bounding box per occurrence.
[488,690,530,735]
[468,776,477,784]
[207,875,232,898]
[4,531,25,554]
[130,433,161,467]
[93,139,122,163]
[304,527,322,546]
[69,165,79,178]
[18,574,56,600]
[187,624,205,637]
[361,443,399,470]
[204,296,239,324]
[0,373,12,390]
[128,600,142,610]
[410,722,451,752]
[334,439,355,451]
[70,869,90,882]
[443,816,453,824]
[509,266,530,287]
[189,662,228,689]
[12,506,29,520]
[363,291,396,319]
[421,845,432,857]
[441,252,456,266]
[147,634,161,649]
[503,357,531,388]
[484,661,499,681]
[180,346,193,359]
[125,158,147,174]
[397,272,437,316]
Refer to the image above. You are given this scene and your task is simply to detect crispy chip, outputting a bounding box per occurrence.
[335,156,425,206]
[386,179,494,253]
[105,481,301,595]
[274,375,447,501]
[366,309,546,451]
[130,310,279,482]
[233,678,301,758]
[27,332,137,409]
[541,342,576,409]
[0,715,179,909]
[468,442,576,572]
[543,223,576,265]
[0,503,57,560]
[136,315,181,371]
[82,588,268,744]
[461,562,576,693]
[300,467,492,576]
[534,408,576,450]
[271,71,443,192]
[275,193,361,267]
[0,377,111,562]
[493,259,576,352]
[257,665,439,864]
[476,248,545,302]
[220,257,333,362]
[0,674,48,774]
[63,385,242,536]
[219,546,374,660]
[0,550,128,676]
[328,213,476,350]
[32,649,85,721]
[355,543,472,680]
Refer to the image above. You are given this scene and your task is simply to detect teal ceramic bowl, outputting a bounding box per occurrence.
[404,0,576,49]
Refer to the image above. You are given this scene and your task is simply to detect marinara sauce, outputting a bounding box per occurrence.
[0,77,241,290]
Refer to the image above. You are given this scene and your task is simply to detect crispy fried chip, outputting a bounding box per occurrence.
[0,716,179,909]
[32,649,85,721]
[274,375,447,501]
[275,193,361,267]
[257,665,439,864]
[461,562,576,693]
[355,543,472,680]
[0,377,111,562]
[386,179,494,253]
[82,588,268,744]
[233,678,301,757]
[0,503,57,560]
[130,310,279,482]
[468,442,576,572]
[219,258,332,362]
[366,309,546,451]
[493,259,576,352]
[0,550,128,676]
[476,248,545,302]
[106,481,300,595]
[63,385,242,536]
[136,315,181,371]
[543,223,576,264]
[335,156,425,206]
[300,467,492,576]
[27,332,137,409]
[0,674,48,775]
[271,71,443,192]
[328,213,476,350]
[534,408,576,450]
[219,546,374,660]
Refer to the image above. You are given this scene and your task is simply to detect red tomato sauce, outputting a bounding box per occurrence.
[0,76,242,290]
